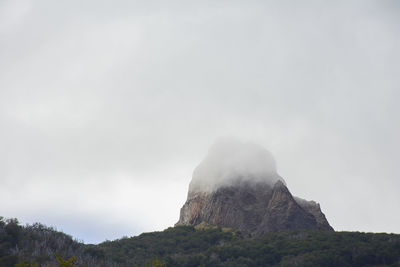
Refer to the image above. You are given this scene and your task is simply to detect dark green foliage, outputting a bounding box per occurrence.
[100,227,400,266]
[1,216,400,266]
[99,226,237,266]
[48,254,77,267]
[15,263,39,267]
[0,217,21,267]
[0,217,114,267]
[17,254,79,267]
[98,226,400,267]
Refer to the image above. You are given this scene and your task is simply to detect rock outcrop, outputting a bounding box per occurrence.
[176,179,332,236]
[176,138,333,236]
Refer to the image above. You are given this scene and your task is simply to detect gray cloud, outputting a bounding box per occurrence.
[0,0,399,243]
[190,137,283,192]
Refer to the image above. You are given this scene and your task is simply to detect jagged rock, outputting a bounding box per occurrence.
[176,179,332,236]
[176,138,333,236]
[293,196,332,229]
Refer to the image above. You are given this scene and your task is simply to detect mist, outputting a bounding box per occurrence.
[190,138,284,192]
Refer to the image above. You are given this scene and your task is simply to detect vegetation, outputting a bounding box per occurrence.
[0,217,113,267]
[99,226,400,267]
[16,254,77,267]
[1,216,400,266]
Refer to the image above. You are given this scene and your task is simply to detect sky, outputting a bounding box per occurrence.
[1,0,399,244]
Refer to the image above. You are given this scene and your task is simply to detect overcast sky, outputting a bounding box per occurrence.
[1,0,399,244]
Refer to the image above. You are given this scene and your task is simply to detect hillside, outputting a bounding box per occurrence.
[0,217,111,267]
[2,217,400,267]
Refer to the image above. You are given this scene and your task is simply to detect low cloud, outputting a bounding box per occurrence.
[190,137,284,192]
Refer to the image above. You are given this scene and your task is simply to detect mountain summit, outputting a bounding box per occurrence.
[176,139,332,236]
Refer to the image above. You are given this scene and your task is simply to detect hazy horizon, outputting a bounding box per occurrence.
[1,0,399,244]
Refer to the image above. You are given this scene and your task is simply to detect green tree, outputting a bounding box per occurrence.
[49,254,77,267]
[146,259,167,267]
[15,263,39,267]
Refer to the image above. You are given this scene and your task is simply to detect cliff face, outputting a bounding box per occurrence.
[176,138,333,236]
[176,179,332,236]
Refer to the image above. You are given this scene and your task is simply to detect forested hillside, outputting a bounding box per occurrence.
[0,217,111,267]
[1,217,400,267]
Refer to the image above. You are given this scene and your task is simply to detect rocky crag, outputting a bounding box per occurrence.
[176,139,333,236]
[176,179,332,236]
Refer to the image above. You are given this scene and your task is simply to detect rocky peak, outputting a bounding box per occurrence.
[176,179,333,236]
[176,139,333,236]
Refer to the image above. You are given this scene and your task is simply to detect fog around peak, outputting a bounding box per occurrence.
[189,138,284,192]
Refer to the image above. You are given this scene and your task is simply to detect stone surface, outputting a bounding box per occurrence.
[176,179,333,236]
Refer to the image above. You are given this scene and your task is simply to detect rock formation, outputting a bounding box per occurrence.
[175,138,333,236]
